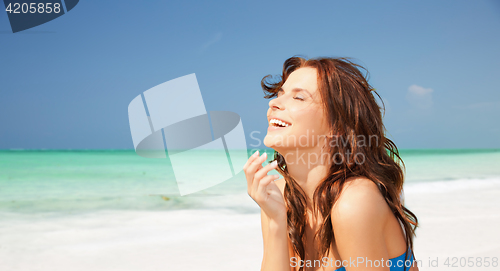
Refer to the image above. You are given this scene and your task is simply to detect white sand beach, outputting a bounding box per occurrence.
[1,178,499,271]
[404,178,500,270]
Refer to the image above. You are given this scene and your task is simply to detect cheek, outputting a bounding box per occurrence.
[293,107,327,131]
[290,108,329,146]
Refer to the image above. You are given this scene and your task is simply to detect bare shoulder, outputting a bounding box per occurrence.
[331,177,390,226]
[335,176,384,205]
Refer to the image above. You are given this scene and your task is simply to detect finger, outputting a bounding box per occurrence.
[254,160,278,183]
[252,160,277,195]
[243,150,260,172]
[255,174,280,200]
[249,163,264,193]
[250,152,269,193]
[245,151,260,191]
[243,150,259,192]
[246,152,268,178]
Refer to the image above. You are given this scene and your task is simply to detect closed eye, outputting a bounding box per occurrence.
[294,96,304,100]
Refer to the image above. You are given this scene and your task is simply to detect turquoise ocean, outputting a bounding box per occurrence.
[1,149,500,215]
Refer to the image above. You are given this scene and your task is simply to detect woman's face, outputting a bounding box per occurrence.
[264,67,330,151]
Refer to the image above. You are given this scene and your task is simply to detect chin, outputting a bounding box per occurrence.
[263,135,273,149]
[263,136,284,153]
[263,135,277,149]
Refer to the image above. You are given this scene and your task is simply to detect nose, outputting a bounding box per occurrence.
[269,96,283,110]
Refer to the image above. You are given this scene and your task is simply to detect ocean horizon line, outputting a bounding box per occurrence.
[1,148,499,153]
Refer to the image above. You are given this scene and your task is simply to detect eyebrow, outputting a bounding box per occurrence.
[278,87,313,98]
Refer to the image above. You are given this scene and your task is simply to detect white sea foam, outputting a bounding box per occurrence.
[404,177,500,194]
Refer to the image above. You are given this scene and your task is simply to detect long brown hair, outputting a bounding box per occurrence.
[261,56,418,270]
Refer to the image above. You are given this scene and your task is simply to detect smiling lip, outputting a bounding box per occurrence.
[268,117,292,131]
[268,125,289,131]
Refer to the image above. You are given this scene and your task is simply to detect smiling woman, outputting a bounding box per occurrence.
[244,56,419,271]
[264,66,330,154]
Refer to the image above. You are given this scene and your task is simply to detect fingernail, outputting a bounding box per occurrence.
[273,174,280,179]
[253,150,259,157]
[262,152,267,159]
[271,160,277,166]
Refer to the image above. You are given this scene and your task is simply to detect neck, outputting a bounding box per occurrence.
[279,146,331,208]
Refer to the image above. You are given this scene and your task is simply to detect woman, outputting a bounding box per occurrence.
[244,56,419,271]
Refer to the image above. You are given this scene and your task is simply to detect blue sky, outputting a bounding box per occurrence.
[1,0,499,149]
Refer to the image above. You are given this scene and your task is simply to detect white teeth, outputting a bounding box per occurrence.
[270,119,290,127]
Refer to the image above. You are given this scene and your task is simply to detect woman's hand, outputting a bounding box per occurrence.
[244,151,287,223]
